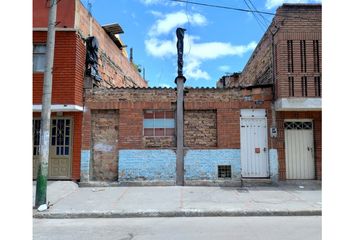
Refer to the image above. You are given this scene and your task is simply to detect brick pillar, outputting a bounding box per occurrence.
[80,106,92,182]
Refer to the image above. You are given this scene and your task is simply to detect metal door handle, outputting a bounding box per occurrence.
[263,147,267,152]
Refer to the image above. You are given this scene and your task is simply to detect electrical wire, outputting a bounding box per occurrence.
[247,0,271,27]
[169,0,317,21]
[184,1,192,56]
[243,0,267,31]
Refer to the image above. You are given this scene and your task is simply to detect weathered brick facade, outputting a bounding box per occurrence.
[82,87,275,183]
[184,110,217,148]
[91,110,119,181]
[33,0,147,181]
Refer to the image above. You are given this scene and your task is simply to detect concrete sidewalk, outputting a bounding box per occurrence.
[33,181,321,219]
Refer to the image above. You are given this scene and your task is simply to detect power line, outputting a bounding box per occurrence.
[170,0,317,21]
[247,0,271,27]
[243,0,267,31]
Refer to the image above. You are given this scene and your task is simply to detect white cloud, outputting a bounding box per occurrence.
[149,10,163,17]
[218,65,231,72]
[144,38,175,58]
[265,0,321,9]
[148,11,207,36]
[145,34,256,80]
[185,58,211,80]
[140,0,184,6]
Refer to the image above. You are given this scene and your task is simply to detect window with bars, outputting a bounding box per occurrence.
[284,121,313,130]
[314,76,321,97]
[300,40,307,72]
[313,40,320,73]
[301,76,308,97]
[33,44,46,72]
[33,119,41,156]
[143,110,175,137]
[52,119,71,156]
[218,165,231,178]
[288,76,294,97]
[287,40,294,73]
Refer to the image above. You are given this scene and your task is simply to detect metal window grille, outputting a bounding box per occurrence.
[218,165,231,178]
[33,119,41,156]
[284,121,312,130]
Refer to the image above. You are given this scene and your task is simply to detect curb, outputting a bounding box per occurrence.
[33,210,322,219]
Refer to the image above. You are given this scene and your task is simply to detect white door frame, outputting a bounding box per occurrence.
[284,119,315,179]
[240,109,269,178]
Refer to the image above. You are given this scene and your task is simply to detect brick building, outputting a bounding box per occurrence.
[218,4,322,180]
[32,0,147,180]
[80,85,278,185]
[78,3,321,185]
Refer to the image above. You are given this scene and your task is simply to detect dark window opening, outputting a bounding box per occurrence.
[288,76,294,97]
[315,76,321,97]
[313,40,320,73]
[300,40,307,72]
[301,76,308,97]
[218,165,231,178]
[287,40,294,73]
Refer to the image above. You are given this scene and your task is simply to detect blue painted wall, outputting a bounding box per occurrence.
[184,149,241,180]
[80,150,90,181]
[118,150,176,181]
[269,149,278,181]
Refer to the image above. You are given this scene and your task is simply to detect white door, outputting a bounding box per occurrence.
[284,120,315,179]
[240,109,269,178]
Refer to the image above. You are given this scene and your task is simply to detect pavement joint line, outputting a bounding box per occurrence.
[39,185,79,208]
[111,187,130,208]
[179,188,184,209]
[33,209,322,219]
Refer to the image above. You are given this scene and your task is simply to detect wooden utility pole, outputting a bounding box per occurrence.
[35,0,57,208]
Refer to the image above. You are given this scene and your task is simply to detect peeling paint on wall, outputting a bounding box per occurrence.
[118,150,176,181]
[184,149,241,180]
[80,150,90,181]
[93,143,114,152]
[269,148,278,182]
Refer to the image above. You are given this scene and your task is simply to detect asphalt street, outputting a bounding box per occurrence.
[33,216,321,240]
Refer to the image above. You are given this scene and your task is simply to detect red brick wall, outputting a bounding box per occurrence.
[75,1,147,88]
[32,112,82,181]
[84,87,274,150]
[33,0,75,28]
[237,4,322,99]
[33,31,85,106]
[271,111,322,180]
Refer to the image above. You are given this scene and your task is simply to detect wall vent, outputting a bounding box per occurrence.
[218,165,231,178]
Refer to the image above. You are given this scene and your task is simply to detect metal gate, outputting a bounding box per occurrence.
[33,117,72,179]
[240,109,269,178]
[284,120,315,179]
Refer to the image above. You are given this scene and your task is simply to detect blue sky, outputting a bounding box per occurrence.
[81,0,321,87]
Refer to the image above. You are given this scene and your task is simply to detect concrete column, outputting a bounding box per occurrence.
[176,76,186,185]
